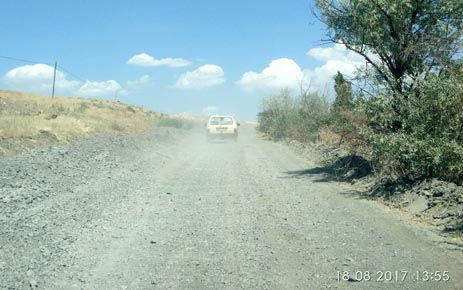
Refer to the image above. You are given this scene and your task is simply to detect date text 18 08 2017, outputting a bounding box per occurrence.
[336,270,450,282]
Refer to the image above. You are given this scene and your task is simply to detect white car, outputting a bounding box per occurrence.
[206,115,240,141]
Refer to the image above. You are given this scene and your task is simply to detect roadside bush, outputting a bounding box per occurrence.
[51,104,67,113]
[297,91,331,140]
[156,117,195,130]
[257,70,463,184]
[258,88,330,141]
[362,74,463,183]
[75,102,90,114]
[320,109,369,154]
[258,88,301,139]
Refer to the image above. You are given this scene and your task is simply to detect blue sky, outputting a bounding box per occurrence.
[0,0,364,120]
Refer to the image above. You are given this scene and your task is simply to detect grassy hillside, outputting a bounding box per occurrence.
[0,90,163,157]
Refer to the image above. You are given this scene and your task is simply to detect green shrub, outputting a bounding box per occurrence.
[362,74,463,183]
[156,117,195,130]
[258,88,330,141]
[258,88,300,139]
[75,102,90,113]
[258,71,463,184]
[51,104,66,113]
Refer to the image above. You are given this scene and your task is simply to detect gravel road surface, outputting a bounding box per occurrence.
[1,125,462,290]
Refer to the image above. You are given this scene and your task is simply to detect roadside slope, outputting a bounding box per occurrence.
[281,137,463,237]
[0,89,161,157]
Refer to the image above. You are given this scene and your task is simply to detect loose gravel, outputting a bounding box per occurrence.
[1,125,463,290]
[0,127,184,289]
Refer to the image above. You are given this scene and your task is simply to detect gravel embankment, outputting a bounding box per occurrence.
[282,138,463,236]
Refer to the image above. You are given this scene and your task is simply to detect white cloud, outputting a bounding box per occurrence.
[127,75,151,89]
[307,43,363,63]
[127,53,191,67]
[2,64,122,98]
[237,44,366,95]
[174,64,225,89]
[76,80,121,97]
[2,64,81,95]
[304,44,365,91]
[237,58,304,93]
[202,105,218,115]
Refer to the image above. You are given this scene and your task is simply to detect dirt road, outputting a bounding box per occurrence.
[1,125,462,290]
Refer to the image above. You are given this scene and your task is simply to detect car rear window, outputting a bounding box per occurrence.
[209,117,234,125]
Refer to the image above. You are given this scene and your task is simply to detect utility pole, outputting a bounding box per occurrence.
[52,61,57,97]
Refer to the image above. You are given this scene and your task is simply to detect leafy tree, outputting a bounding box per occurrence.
[315,0,463,96]
[332,71,353,112]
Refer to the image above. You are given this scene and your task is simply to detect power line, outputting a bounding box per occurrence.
[0,54,86,83]
[0,55,53,66]
[56,64,86,82]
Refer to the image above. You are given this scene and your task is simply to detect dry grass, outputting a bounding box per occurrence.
[0,90,161,149]
[0,115,90,140]
[318,125,373,158]
[318,127,343,147]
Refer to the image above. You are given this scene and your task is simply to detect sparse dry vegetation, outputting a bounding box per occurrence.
[0,90,163,156]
